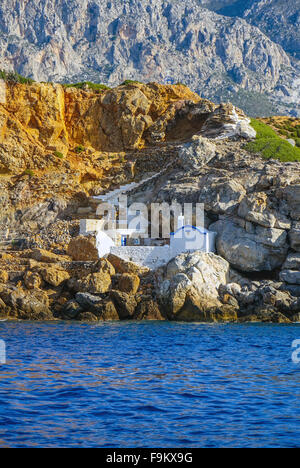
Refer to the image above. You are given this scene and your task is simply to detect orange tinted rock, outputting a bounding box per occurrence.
[67,236,99,262]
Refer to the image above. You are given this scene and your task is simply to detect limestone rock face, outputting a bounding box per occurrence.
[0,0,298,115]
[159,251,233,321]
[178,136,216,171]
[207,0,300,60]
[282,185,300,221]
[200,103,256,140]
[198,178,246,214]
[289,225,300,252]
[0,81,200,185]
[280,270,300,285]
[238,193,291,229]
[211,219,288,272]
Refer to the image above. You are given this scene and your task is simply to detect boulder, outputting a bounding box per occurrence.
[200,103,256,140]
[110,290,137,319]
[40,266,70,287]
[70,271,111,294]
[0,298,8,319]
[282,253,300,270]
[289,224,300,252]
[239,310,291,324]
[280,270,300,285]
[24,271,43,290]
[0,270,9,283]
[30,248,70,264]
[174,288,237,322]
[238,192,291,229]
[62,299,83,320]
[0,288,53,320]
[178,135,216,171]
[166,251,230,298]
[77,312,98,322]
[93,258,115,276]
[75,292,102,310]
[67,235,99,262]
[159,251,232,321]
[198,177,246,214]
[282,185,300,220]
[160,274,193,317]
[211,219,288,272]
[118,273,140,295]
[73,293,118,320]
[134,300,165,321]
[107,254,149,275]
[97,300,119,321]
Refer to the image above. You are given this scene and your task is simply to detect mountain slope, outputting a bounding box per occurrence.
[201,0,300,59]
[0,0,299,116]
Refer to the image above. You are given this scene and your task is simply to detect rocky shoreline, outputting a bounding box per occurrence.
[0,81,300,323]
[0,247,299,324]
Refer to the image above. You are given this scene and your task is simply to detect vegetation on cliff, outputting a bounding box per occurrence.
[63,82,111,93]
[0,69,34,84]
[259,117,300,148]
[246,119,300,162]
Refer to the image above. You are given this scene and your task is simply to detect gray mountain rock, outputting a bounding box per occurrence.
[203,0,300,59]
[0,0,299,116]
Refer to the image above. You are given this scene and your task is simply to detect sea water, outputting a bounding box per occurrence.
[0,321,299,448]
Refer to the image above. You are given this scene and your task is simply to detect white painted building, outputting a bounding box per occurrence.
[170,225,216,257]
[80,189,217,269]
[81,218,217,269]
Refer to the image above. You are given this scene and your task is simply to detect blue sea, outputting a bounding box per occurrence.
[0,321,299,448]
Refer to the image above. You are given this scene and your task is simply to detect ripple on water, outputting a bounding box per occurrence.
[0,321,299,448]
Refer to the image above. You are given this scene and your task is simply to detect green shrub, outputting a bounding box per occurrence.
[63,82,110,92]
[278,129,289,137]
[245,119,300,162]
[121,80,142,86]
[54,151,64,159]
[75,145,85,153]
[24,169,35,177]
[0,69,34,84]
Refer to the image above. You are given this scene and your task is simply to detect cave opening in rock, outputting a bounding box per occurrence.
[165,111,211,142]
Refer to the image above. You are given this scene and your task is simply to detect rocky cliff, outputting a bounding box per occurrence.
[204,0,300,59]
[0,81,300,323]
[0,0,299,116]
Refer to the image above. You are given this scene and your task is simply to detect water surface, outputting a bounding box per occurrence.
[0,321,299,448]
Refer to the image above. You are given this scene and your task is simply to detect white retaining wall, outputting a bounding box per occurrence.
[110,245,207,270]
[110,246,171,269]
